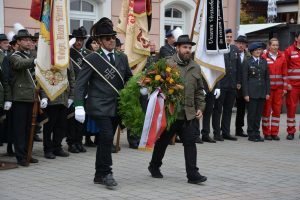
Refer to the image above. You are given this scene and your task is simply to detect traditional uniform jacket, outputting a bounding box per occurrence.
[75,49,132,117]
[40,65,75,107]
[238,50,251,97]
[261,50,288,91]
[9,51,35,102]
[159,43,176,59]
[221,45,241,89]
[284,42,300,88]
[167,54,206,121]
[243,56,270,99]
[70,47,92,77]
[0,65,11,108]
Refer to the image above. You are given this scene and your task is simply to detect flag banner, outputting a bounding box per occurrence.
[117,0,152,74]
[30,0,43,21]
[33,0,69,101]
[193,0,226,91]
[138,89,167,151]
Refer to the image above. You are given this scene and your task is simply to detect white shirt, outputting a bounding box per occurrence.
[240,51,245,62]
[269,52,277,61]
[252,56,260,63]
[101,47,115,61]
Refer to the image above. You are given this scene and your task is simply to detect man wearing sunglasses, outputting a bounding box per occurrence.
[74,19,132,190]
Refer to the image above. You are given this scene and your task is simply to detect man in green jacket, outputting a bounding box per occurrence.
[9,29,38,166]
[148,35,207,184]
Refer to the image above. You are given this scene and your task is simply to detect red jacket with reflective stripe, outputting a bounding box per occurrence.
[262,50,288,90]
[284,42,300,87]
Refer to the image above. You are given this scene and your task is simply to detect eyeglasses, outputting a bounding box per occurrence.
[226,36,233,38]
[104,35,116,41]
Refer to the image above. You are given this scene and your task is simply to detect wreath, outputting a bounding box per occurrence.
[119,59,184,137]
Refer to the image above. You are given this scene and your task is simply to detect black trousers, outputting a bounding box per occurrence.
[212,88,236,136]
[43,105,68,153]
[235,91,246,134]
[12,102,33,162]
[67,109,84,145]
[201,92,215,136]
[247,98,265,138]
[93,116,120,178]
[150,119,201,180]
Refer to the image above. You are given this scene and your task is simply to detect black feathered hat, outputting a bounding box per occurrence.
[71,26,87,39]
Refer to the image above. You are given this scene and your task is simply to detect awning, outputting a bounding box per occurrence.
[239,23,287,35]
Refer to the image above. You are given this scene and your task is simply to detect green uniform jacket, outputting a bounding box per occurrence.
[40,64,75,107]
[9,51,35,102]
[167,54,206,121]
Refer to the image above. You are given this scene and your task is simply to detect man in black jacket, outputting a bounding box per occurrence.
[159,30,176,58]
[74,19,132,190]
[212,29,241,141]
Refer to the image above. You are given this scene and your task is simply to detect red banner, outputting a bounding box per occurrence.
[30,0,43,21]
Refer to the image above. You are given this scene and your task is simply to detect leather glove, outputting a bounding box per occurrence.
[214,89,221,99]
[4,101,12,111]
[68,99,73,108]
[40,98,48,109]
[75,106,85,123]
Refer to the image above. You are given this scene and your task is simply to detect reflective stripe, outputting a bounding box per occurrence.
[262,117,270,120]
[271,122,279,126]
[269,75,283,78]
[270,81,283,85]
[288,76,300,79]
[272,117,280,121]
[288,69,300,73]
[287,123,296,126]
[284,82,288,86]
[283,77,287,80]
[287,118,295,121]
[262,123,270,126]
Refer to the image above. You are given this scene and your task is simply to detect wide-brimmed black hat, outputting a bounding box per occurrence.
[85,37,94,50]
[0,33,8,41]
[71,26,87,39]
[234,35,248,43]
[116,38,123,47]
[15,29,32,39]
[174,35,196,46]
[31,32,39,41]
[92,21,116,37]
[9,35,17,45]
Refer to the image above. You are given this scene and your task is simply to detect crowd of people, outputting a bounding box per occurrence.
[1,17,300,189]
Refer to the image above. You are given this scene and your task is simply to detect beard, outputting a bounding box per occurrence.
[178,51,191,62]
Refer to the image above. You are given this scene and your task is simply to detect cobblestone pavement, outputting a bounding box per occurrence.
[1,114,300,200]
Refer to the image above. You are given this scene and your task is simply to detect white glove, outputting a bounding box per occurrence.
[40,98,48,109]
[140,87,148,96]
[34,58,37,65]
[4,101,12,111]
[214,89,221,99]
[68,99,73,108]
[203,89,207,96]
[75,106,85,123]
[69,38,76,48]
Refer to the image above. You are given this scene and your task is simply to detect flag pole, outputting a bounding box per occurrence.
[190,0,200,41]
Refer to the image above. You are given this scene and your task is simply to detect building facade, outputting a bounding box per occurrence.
[0,0,239,50]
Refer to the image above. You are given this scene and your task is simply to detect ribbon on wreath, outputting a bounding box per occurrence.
[138,89,167,151]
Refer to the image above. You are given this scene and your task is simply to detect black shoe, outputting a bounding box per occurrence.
[148,165,163,178]
[29,157,39,163]
[54,149,69,157]
[44,152,56,159]
[272,135,280,141]
[0,142,3,146]
[248,137,258,142]
[68,144,80,153]
[202,135,216,143]
[175,136,182,143]
[223,134,238,141]
[33,134,43,142]
[111,145,117,153]
[264,135,272,140]
[6,152,15,157]
[85,139,96,147]
[286,134,294,140]
[188,175,207,184]
[129,143,139,149]
[94,174,118,190]
[195,136,203,144]
[236,131,248,137]
[256,135,264,142]
[213,135,224,141]
[76,144,87,153]
[18,159,28,167]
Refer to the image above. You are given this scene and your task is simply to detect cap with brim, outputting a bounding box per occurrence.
[234,35,248,43]
[92,22,117,37]
[248,42,263,52]
[225,28,232,34]
[0,33,8,41]
[174,35,196,46]
[15,29,32,39]
[165,30,173,38]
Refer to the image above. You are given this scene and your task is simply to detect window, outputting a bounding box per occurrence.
[164,7,185,36]
[69,0,97,34]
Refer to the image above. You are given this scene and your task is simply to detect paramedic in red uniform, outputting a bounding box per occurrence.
[261,38,288,141]
[285,32,300,140]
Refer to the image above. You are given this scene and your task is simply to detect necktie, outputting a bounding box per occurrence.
[108,52,115,66]
[256,59,259,66]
